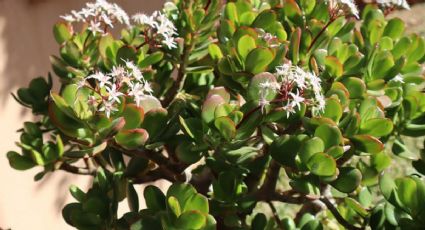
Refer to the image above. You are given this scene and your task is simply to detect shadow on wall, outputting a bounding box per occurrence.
[0,0,163,229]
[0,0,163,104]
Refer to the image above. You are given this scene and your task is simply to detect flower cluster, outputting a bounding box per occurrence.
[60,0,130,35]
[328,0,360,19]
[376,0,410,10]
[132,11,178,49]
[78,61,153,117]
[259,64,325,117]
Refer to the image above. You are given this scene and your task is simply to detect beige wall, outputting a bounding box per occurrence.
[0,1,163,229]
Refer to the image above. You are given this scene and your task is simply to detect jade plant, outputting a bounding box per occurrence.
[6,0,425,229]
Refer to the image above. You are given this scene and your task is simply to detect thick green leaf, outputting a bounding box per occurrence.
[141,108,168,140]
[115,129,149,150]
[53,22,72,44]
[245,48,274,74]
[122,104,144,130]
[183,194,209,214]
[138,95,162,113]
[331,167,362,193]
[208,44,223,61]
[323,98,343,122]
[383,18,404,40]
[325,56,343,78]
[176,141,202,164]
[270,135,303,167]
[116,46,137,65]
[247,72,278,102]
[360,118,393,137]
[139,51,163,68]
[299,137,325,165]
[307,152,336,177]
[144,185,166,212]
[176,211,206,229]
[202,95,225,123]
[350,135,384,154]
[6,151,36,170]
[207,87,230,103]
[214,117,236,141]
[314,124,343,149]
[237,35,256,60]
[342,77,366,99]
[69,185,85,202]
[167,196,182,217]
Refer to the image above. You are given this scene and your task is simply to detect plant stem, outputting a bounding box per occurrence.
[307,17,336,52]
[261,159,280,193]
[112,143,185,182]
[162,41,195,107]
[320,197,364,230]
[59,162,96,175]
[268,201,285,230]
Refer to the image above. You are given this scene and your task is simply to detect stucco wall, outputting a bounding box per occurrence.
[0,1,163,229]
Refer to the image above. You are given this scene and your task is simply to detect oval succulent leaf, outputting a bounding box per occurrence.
[115,129,149,150]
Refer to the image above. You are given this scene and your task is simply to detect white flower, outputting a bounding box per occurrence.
[132,13,157,27]
[101,12,114,28]
[60,0,130,34]
[162,36,177,49]
[328,0,359,18]
[259,80,280,91]
[289,90,305,109]
[377,0,410,10]
[143,82,153,94]
[274,64,325,115]
[60,14,76,22]
[111,3,130,26]
[88,20,103,35]
[314,94,326,113]
[124,60,144,81]
[276,64,291,76]
[259,97,271,113]
[106,84,124,104]
[109,66,126,78]
[392,74,405,83]
[99,99,118,118]
[80,7,96,18]
[343,145,351,152]
[128,82,146,106]
[283,102,296,118]
[131,10,178,49]
[71,10,85,22]
[87,72,111,87]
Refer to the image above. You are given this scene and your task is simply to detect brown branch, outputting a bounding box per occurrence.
[261,159,280,192]
[162,41,194,107]
[307,17,336,52]
[320,197,364,230]
[268,201,285,230]
[112,143,186,182]
[131,168,175,184]
[59,162,96,175]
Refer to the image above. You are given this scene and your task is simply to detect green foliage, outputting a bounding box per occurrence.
[6,0,425,229]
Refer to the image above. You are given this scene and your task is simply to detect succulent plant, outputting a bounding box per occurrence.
[6,0,425,229]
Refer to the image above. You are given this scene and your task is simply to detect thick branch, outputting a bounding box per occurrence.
[162,41,195,107]
[320,197,364,230]
[131,168,175,184]
[268,201,285,230]
[59,163,96,175]
[261,159,280,192]
[112,144,186,182]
